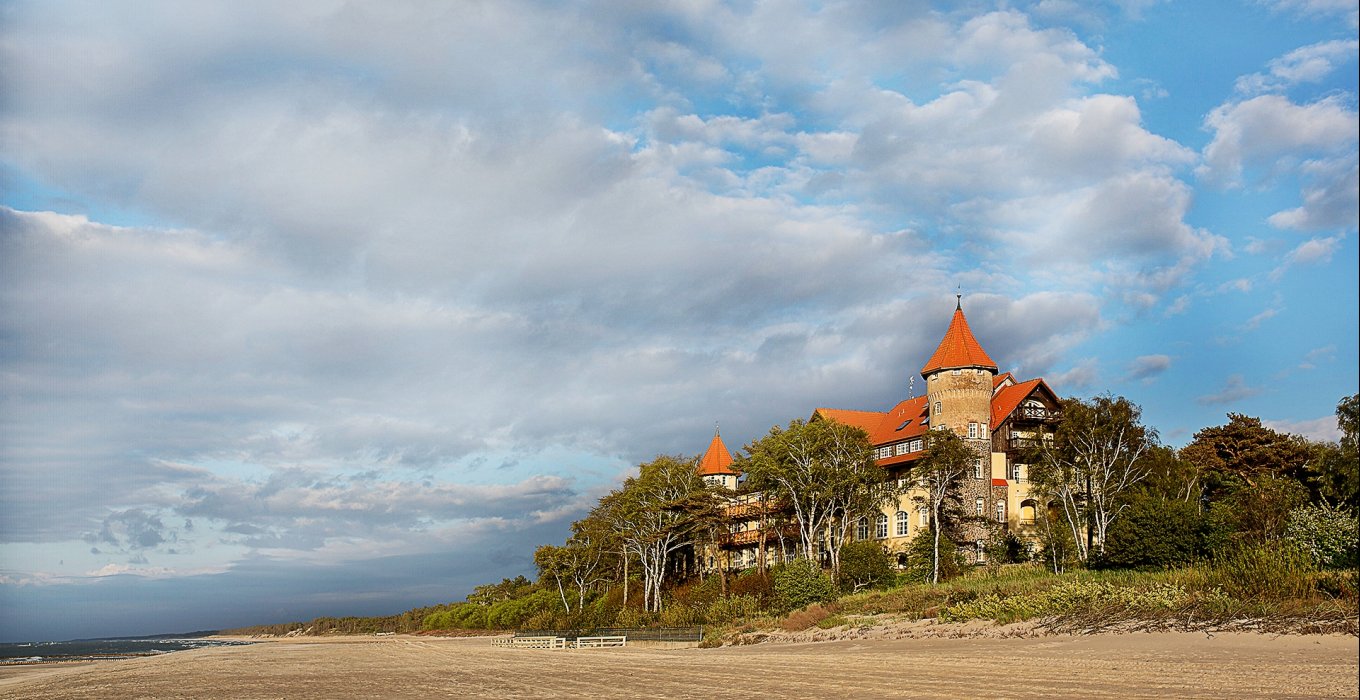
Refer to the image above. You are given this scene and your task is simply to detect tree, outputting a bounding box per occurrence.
[1181,413,1313,502]
[913,428,973,584]
[533,525,612,614]
[1305,394,1360,508]
[1030,395,1157,562]
[1137,445,1203,503]
[609,455,707,613]
[740,418,896,580]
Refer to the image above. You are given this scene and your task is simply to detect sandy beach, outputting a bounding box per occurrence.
[0,631,1355,699]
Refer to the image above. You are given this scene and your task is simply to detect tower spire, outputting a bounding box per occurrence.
[920,301,998,376]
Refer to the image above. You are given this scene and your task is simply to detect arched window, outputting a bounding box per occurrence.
[876,513,889,539]
[995,501,1006,523]
[975,497,985,516]
[918,507,928,527]
[895,511,909,536]
[855,517,869,541]
[1020,499,1037,524]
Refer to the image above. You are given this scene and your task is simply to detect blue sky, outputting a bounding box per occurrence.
[1,0,1356,642]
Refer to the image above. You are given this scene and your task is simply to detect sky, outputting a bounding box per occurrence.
[1,0,1356,642]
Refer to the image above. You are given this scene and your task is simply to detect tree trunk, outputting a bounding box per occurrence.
[621,546,629,608]
[931,504,941,585]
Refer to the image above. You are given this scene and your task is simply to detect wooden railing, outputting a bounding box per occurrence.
[1015,406,1060,421]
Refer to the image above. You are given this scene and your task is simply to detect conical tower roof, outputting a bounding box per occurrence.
[920,301,998,376]
[697,429,738,476]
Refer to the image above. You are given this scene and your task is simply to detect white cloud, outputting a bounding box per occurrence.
[1200,94,1358,186]
[1270,233,1346,279]
[1267,156,1359,232]
[1197,374,1264,406]
[1264,415,1342,442]
[1125,354,1173,382]
[1235,39,1360,94]
[1265,0,1360,28]
[1049,358,1100,392]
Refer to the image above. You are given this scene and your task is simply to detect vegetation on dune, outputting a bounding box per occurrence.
[226,394,1359,641]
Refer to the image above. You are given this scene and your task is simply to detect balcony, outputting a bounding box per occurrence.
[1007,436,1048,451]
[1014,405,1061,422]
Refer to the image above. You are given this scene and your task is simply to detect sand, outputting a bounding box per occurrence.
[0,631,1355,699]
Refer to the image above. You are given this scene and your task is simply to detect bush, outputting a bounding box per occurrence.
[901,530,965,583]
[1284,504,1359,569]
[838,540,894,593]
[1211,543,1316,601]
[728,569,775,607]
[779,603,833,631]
[773,558,835,612]
[1100,497,1208,569]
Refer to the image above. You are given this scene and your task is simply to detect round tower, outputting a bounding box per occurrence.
[921,297,997,453]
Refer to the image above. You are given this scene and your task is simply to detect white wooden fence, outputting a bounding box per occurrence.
[493,635,626,650]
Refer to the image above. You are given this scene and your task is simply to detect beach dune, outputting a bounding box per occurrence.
[1,631,1356,699]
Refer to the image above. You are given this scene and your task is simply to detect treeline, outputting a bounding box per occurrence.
[231,393,1358,636]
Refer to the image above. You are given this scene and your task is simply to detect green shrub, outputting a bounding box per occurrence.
[1284,504,1359,569]
[838,540,895,593]
[773,558,836,612]
[1101,497,1208,569]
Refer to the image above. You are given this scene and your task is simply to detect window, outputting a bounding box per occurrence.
[981,422,988,435]
[1020,499,1037,525]
[968,422,978,438]
[973,459,984,479]
[896,511,909,536]
[975,497,985,516]
[996,501,1006,523]
[855,517,870,541]
[1011,463,1024,481]
[918,507,928,527]
[975,540,986,563]
[894,442,910,456]
[875,445,892,460]
[895,420,911,431]
[909,438,923,452]
[876,513,888,539]
[935,401,942,415]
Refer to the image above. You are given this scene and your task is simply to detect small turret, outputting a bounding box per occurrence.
[697,426,739,490]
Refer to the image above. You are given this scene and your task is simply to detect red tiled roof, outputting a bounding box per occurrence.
[990,378,1058,427]
[816,397,930,447]
[920,306,998,375]
[991,379,1041,427]
[993,372,1014,390]
[992,478,1008,487]
[697,431,738,476]
[817,374,1056,468]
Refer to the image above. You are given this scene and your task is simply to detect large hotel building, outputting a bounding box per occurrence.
[696,301,1062,569]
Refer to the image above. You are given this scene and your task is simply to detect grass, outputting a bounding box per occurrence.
[771,556,1358,636]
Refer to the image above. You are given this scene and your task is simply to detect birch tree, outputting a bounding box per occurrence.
[610,455,706,613]
[740,418,888,579]
[1030,395,1156,562]
[913,428,973,584]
